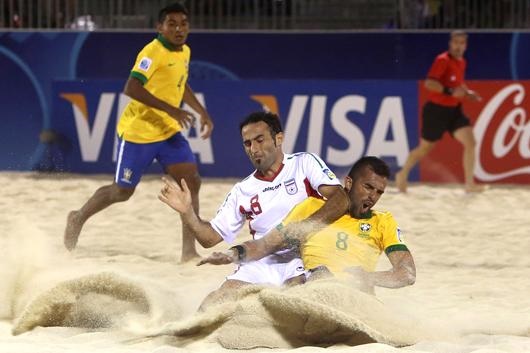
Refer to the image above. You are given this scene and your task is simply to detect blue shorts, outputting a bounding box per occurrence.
[114,133,196,187]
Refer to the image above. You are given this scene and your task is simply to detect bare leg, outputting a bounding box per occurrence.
[64,183,134,250]
[395,138,436,192]
[198,279,248,311]
[453,126,485,192]
[165,163,201,262]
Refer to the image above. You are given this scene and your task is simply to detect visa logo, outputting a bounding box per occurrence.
[252,94,410,166]
[60,92,214,164]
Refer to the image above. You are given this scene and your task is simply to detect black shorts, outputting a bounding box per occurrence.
[421,102,470,142]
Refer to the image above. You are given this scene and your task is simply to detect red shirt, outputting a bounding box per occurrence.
[426,51,466,107]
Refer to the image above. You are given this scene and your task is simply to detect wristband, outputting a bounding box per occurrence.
[229,245,246,263]
[443,87,454,95]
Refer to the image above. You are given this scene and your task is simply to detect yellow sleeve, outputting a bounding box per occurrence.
[379,212,408,255]
[280,197,325,226]
[130,42,160,85]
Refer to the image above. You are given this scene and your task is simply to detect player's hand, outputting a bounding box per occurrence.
[199,113,214,139]
[158,176,193,214]
[466,90,482,102]
[197,250,236,266]
[452,86,467,98]
[166,106,195,129]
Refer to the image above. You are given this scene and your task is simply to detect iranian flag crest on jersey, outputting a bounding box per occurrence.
[284,178,298,195]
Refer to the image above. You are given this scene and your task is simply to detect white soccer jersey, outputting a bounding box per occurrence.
[210,152,341,245]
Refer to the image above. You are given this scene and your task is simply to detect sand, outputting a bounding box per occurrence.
[0,171,529,353]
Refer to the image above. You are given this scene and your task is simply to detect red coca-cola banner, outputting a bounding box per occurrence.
[419,80,530,184]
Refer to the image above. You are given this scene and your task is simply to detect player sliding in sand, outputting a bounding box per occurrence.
[199,157,416,295]
[159,111,349,308]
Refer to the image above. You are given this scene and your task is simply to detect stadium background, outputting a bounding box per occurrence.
[1,0,529,183]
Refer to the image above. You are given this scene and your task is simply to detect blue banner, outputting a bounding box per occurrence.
[51,79,419,179]
[3,30,528,174]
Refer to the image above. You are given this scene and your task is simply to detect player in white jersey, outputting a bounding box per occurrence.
[159,111,349,309]
[210,151,340,282]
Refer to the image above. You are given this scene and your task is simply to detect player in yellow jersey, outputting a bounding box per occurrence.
[64,3,213,262]
[199,157,416,294]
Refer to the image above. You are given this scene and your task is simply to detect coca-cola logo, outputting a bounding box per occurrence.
[474,83,530,181]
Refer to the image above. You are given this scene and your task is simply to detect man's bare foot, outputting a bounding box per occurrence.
[395,170,408,193]
[465,184,488,193]
[64,211,83,251]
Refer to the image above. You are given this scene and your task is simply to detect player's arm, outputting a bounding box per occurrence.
[365,250,416,288]
[347,250,416,290]
[158,176,223,248]
[196,230,286,266]
[198,198,324,266]
[258,184,349,251]
[424,78,445,93]
[241,184,351,258]
[123,76,194,128]
[424,56,447,93]
[198,195,342,266]
[424,78,467,98]
[310,185,349,224]
[282,184,349,241]
[425,79,479,100]
[460,83,482,101]
[297,154,350,231]
[182,83,214,139]
[424,78,463,96]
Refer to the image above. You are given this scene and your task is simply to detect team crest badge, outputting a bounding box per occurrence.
[359,223,371,232]
[284,179,298,195]
[121,168,133,183]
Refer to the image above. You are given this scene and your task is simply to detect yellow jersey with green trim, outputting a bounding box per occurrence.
[117,35,190,143]
[281,197,407,276]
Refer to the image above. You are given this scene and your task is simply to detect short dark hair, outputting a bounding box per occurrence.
[348,156,390,181]
[158,2,189,23]
[450,30,467,39]
[239,111,283,137]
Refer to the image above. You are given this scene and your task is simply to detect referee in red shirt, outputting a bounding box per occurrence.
[396,31,485,193]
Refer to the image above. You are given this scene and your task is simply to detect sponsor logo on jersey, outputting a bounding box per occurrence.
[262,183,281,193]
[121,168,133,183]
[138,57,152,72]
[322,168,336,180]
[284,178,298,195]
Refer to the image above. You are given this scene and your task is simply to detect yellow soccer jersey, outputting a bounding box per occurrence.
[280,197,408,276]
[117,35,190,143]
